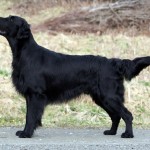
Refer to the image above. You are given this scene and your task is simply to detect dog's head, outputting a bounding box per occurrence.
[0,16,30,39]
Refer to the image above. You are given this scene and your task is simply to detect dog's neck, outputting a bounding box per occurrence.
[6,33,36,57]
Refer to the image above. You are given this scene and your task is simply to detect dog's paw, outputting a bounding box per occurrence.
[121,132,134,138]
[103,130,116,135]
[16,130,22,136]
[16,130,32,138]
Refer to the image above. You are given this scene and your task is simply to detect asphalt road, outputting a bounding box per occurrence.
[0,127,149,150]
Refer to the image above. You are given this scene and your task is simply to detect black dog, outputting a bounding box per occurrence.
[0,16,150,138]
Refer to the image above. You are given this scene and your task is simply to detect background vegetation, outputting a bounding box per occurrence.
[0,0,149,129]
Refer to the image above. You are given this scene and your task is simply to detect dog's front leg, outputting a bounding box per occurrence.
[16,94,45,138]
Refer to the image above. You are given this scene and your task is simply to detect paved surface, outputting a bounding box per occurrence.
[0,127,149,150]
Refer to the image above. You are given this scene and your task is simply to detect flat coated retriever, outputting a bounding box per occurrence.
[0,16,150,138]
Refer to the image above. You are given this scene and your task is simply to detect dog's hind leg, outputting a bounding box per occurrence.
[103,113,121,135]
[119,106,134,138]
[103,98,134,138]
[93,97,121,135]
[16,93,46,138]
[92,94,134,138]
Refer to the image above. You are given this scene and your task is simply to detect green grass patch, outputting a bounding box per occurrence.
[139,81,150,87]
[0,69,10,77]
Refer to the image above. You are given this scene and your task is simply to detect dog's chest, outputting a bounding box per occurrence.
[12,68,26,95]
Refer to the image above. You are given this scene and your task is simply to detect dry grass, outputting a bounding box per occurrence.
[0,0,149,128]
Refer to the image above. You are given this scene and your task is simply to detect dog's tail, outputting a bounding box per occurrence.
[122,56,150,81]
[111,56,150,81]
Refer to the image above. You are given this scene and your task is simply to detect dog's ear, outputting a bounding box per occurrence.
[17,22,30,39]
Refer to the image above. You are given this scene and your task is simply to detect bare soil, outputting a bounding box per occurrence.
[33,0,150,35]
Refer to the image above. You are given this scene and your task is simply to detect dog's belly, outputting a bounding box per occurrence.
[46,84,88,104]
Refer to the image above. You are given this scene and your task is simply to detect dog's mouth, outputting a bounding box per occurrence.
[0,30,6,35]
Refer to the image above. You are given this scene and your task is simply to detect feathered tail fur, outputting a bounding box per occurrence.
[122,56,150,81]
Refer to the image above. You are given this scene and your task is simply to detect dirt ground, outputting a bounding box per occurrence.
[11,0,150,35]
